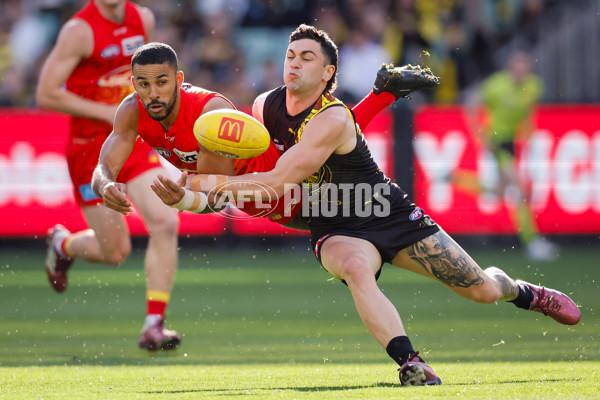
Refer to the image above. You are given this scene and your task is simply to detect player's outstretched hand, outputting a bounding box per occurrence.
[100,182,133,215]
[152,174,185,208]
[177,170,195,190]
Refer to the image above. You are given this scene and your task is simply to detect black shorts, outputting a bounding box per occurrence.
[310,202,440,266]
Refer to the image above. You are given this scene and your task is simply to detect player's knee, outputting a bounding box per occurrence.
[97,235,131,265]
[104,245,131,265]
[339,255,374,286]
[146,210,179,239]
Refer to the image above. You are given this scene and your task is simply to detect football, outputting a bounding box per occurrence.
[193,109,270,159]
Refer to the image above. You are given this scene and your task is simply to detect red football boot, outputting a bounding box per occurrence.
[45,224,73,293]
[399,352,442,386]
[517,280,581,325]
[139,318,181,351]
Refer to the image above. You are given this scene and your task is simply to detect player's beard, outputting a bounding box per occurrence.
[146,85,178,121]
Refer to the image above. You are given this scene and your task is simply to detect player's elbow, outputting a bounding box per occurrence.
[35,89,48,109]
[35,86,57,110]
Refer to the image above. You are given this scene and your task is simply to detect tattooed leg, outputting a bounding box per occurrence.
[392,231,506,304]
[405,232,485,288]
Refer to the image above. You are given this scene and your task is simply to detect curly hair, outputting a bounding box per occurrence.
[289,24,338,93]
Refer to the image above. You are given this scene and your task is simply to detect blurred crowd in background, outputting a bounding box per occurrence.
[0,0,588,108]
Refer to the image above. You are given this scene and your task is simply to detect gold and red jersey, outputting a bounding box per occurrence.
[136,84,227,172]
[136,84,297,224]
[66,1,146,139]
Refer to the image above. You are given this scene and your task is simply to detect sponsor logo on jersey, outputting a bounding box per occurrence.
[173,148,198,163]
[419,215,437,228]
[100,44,121,59]
[218,117,244,143]
[97,65,132,88]
[154,147,171,158]
[148,151,159,163]
[113,27,128,36]
[272,138,286,152]
[409,207,423,221]
[122,35,144,56]
[303,165,331,197]
[79,183,100,202]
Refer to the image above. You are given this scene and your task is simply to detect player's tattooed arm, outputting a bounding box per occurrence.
[407,233,485,288]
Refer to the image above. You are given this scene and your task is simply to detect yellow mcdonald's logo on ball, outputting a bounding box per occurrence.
[194,109,270,160]
[218,117,244,143]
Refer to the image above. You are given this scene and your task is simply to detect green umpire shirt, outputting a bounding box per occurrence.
[481,70,543,144]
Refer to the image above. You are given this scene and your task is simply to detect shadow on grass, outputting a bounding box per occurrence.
[142,383,396,394]
[141,376,579,395]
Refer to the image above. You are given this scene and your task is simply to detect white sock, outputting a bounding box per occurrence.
[142,314,162,331]
[54,239,67,258]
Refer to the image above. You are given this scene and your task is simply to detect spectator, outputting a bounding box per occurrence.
[382,0,430,66]
[0,0,560,108]
[337,18,391,103]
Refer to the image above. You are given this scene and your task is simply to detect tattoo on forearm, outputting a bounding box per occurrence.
[408,233,485,288]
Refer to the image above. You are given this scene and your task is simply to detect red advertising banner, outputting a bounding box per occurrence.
[0,109,226,237]
[0,108,393,237]
[413,105,600,234]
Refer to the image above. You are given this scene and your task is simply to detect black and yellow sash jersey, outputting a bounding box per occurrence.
[263,86,398,230]
[263,86,439,263]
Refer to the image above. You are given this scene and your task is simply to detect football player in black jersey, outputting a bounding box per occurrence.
[154,25,580,386]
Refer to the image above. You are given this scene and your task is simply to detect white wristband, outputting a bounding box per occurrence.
[171,189,208,213]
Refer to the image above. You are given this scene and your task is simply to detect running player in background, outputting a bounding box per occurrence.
[36,0,180,352]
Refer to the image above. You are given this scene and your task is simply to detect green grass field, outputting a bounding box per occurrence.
[1,238,598,399]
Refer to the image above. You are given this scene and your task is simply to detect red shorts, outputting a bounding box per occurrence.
[233,142,302,225]
[66,135,162,206]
